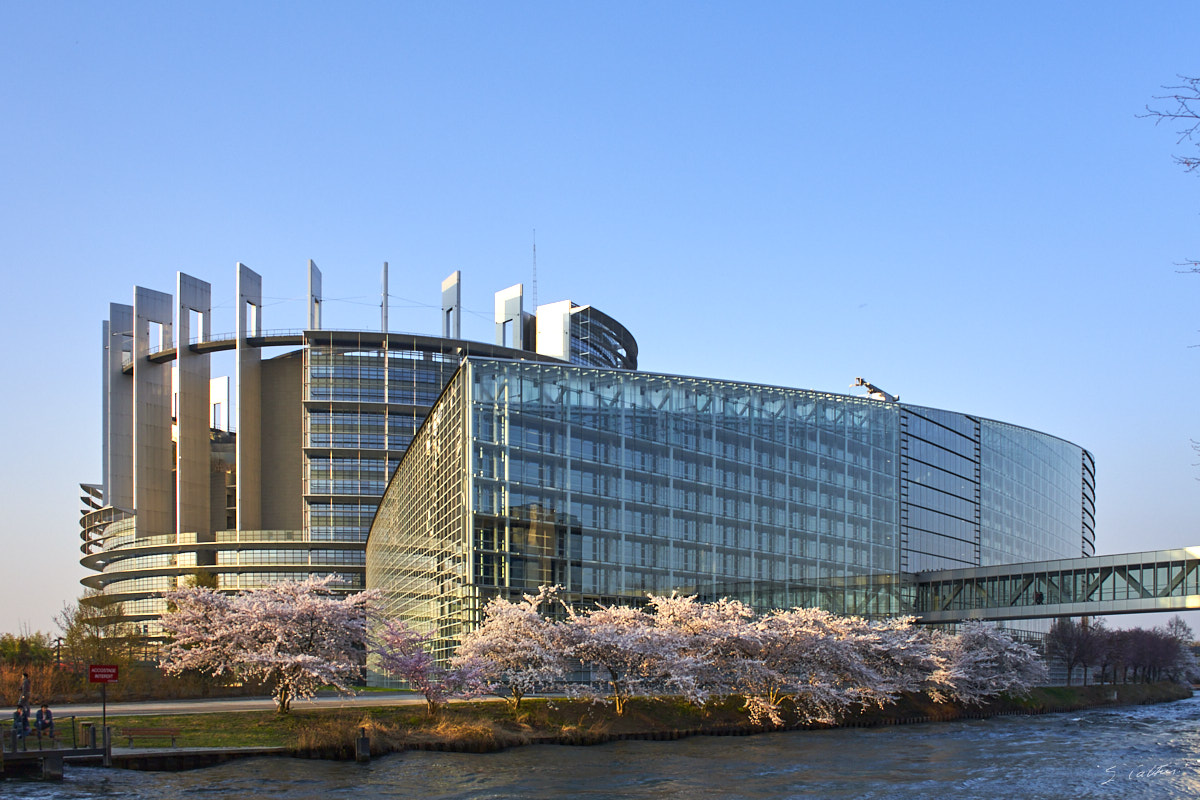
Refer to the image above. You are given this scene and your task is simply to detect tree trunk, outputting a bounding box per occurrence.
[611,679,626,716]
[277,682,292,713]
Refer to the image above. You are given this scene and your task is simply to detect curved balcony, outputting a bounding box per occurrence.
[82,527,367,626]
[568,305,639,370]
[79,506,136,556]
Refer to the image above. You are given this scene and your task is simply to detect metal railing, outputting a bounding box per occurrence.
[138,327,457,356]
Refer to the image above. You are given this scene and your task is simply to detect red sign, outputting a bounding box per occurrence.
[89,664,119,684]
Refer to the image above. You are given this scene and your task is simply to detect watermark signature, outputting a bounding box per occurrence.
[1099,764,1179,785]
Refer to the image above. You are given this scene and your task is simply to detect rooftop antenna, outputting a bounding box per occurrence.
[531,229,538,310]
[381,261,389,332]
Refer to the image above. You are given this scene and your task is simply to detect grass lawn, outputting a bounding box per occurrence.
[70,710,301,749]
[67,696,757,753]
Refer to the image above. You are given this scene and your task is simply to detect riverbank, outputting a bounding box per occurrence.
[63,681,1190,766]
[14,693,1199,798]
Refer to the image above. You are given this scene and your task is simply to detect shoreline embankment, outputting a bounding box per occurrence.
[48,681,1191,771]
[295,681,1193,761]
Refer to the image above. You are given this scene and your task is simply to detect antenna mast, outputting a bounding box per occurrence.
[381,262,389,332]
[531,229,538,310]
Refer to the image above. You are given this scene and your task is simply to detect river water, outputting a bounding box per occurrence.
[15,695,1200,800]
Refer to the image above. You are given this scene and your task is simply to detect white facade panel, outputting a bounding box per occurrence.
[176,272,212,537]
[132,286,173,537]
[236,263,263,530]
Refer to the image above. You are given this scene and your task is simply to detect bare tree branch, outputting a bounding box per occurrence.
[1142,75,1200,171]
[1142,77,1200,270]
[1144,78,1200,462]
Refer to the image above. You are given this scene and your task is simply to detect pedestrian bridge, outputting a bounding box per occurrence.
[913,547,1200,623]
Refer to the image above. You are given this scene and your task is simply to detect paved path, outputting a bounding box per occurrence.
[55,691,426,717]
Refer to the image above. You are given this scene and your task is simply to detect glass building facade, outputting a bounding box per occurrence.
[367,358,1096,661]
[899,409,1095,573]
[303,333,470,549]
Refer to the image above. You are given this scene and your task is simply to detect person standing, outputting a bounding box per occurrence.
[16,671,32,743]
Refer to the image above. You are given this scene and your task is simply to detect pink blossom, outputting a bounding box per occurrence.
[454,586,569,710]
[372,619,480,715]
[160,577,377,712]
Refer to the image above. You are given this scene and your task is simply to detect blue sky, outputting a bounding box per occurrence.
[1,2,1197,634]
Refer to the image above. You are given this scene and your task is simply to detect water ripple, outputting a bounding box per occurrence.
[14,695,1200,800]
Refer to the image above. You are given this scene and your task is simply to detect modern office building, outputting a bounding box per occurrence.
[366,358,1096,661]
[78,262,637,635]
[81,256,1101,658]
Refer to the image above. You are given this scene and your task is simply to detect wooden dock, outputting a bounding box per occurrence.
[109,745,290,771]
[1,744,107,779]
[3,736,290,778]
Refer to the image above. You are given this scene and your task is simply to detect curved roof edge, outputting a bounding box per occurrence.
[458,355,1090,453]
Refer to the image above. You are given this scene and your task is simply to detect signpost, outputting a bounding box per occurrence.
[88,665,118,733]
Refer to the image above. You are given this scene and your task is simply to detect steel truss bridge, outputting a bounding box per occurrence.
[695,548,1200,623]
[912,547,1200,624]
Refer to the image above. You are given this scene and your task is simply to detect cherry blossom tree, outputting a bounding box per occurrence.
[644,599,943,726]
[372,619,479,715]
[157,587,239,679]
[381,590,1052,723]
[453,587,569,710]
[737,608,889,727]
[565,603,704,715]
[645,593,761,700]
[931,622,1046,704]
[862,616,944,697]
[160,577,376,713]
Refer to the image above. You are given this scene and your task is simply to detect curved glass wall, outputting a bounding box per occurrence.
[369,359,904,659]
[980,421,1089,564]
[368,358,1094,658]
[899,406,981,572]
[898,408,1093,573]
